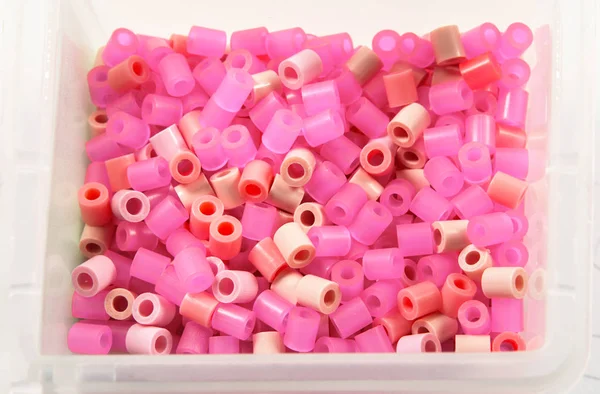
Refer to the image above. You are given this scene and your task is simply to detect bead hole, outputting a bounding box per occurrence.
[218,221,235,236]
[245,183,262,197]
[416,326,429,334]
[403,151,419,163]
[283,66,299,83]
[287,163,305,179]
[424,340,437,352]
[199,201,216,216]
[294,249,310,262]
[138,299,154,317]
[404,264,416,281]
[77,272,94,290]
[465,250,480,265]
[401,296,414,312]
[218,277,235,296]
[365,294,381,310]
[132,62,144,76]
[95,114,108,124]
[323,289,336,306]
[393,126,410,142]
[300,210,316,226]
[367,150,385,167]
[112,295,129,312]
[126,198,143,215]
[85,188,101,201]
[177,159,194,176]
[85,243,102,254]
[514,274,525,292]
[154,335,168,353]
[433,228,443,245]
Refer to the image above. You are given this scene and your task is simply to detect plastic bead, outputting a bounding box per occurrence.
[208,336,240,354]
[460,23,501,59]
[68,322,113,355]
[491,240,528,267]
[423,156,464,197]
[505,209,529,240]
[191,127,227,171]
[283,306,319,352]
[330,297,373,338]
[262,109,303,154]
[396,222,434,257]
[127,157,171,192]
[491,297,523,333]
[273,222,316,269]
[430,25,465,66]
[303,110,345,147]
[176,322,211,354]
[397,32,435,68]
[384,68,418,108]
[411,312,458,343]
[458,142,493,185]
[78,182,112,227]
[304,161,347,204]
[180,292,219,328]
[211,303,256,340]
[102,28,138,67]
[360,280,402,318]
[265,27,307,59]
[397,281,442,320]
[144,195,189,240]
[320,136,361,175]
[330,260,364,302]
[187,26,226,58]
[457,244,493,282]
[417,253,460,288]
[440,273,477,317]
[72,290,111,321]
[314,337,356,353]
[78,224,113,258]
[150,124,188,161]
[280,148,316,187]
[431,220,469,253]
[105,153,136,192]
[267,174,305,213]
[345,46,384,85]
[396,333,441,353]
[295,274,341,314]
[238,160,274,204]
[465,114,496,154]
[231,27,268,56]
[115,221,158,252]
[105,112,149,150]
[325,183,369,226]
[491,332,526,352]
[193,58,227,96]
[359,137,395,176]
[108,55,151,93]
[129,248,170,285]
[494,22,533,62]
[71,255,116,297]
[373,309,413,343]
[347,200,392,246]
[423,124,463,158]
[307,226,352,257]
[387,103,431,148]
[126,324,173,355]
[87,66,116,108]
[224,49,265,74]
[451,185,494,219]
[278,49,323,90]
[495,88,528,129]
[410,187,453,222]
[354,325,394,353]
[457,299,491,335]
[494,148,528,180]
[141,94,183,127]
[481,267,528,299]
[253,290,294,333]
[171,247,213,293]
[132,293,176,326]
[189,195,224,240]
[111,189,150,223]
[212,270,258,304]
[249,92,288,132]
[209,215,243,260]
[459,53,502,90]
[210,168,244,209]
[345,97,388,139]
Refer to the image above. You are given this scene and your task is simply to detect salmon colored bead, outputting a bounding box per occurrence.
[189,195,225,240]
[273,222,316,269]
[253,331,286,354]
[396,138,428,169]
[78,182,112,226]
[487,171,528,209]
[373,309,413,343]
[411,312,458,343]
[359,137,396,176]
[208,215,243,260]
[397,281,442,321]
[108,55,150,93]
[271,268,303,305]
[387,103,431,148]
[492,332,526,352]
[345,46,384,85]
[440,273,477,318]
[296,274,342,315]
[105,153,136,192]
[238,160,274,203]
[459,52,502,90]
[248,238,287,282]
[348,167,384,201]
[294,203,329,233]
[88,110,109,137]
[396,169,430,191]
[180,292,219,328]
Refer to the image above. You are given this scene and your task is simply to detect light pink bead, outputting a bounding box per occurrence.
[460,23,501,59]
[172,247,214,293]
[176,321,211,354]
[231,27,268,56]
[106,111,150,150]
[144,195,189,240]
[111,189,150,222]
[396,333,441,353]
[208,336,240,354]
[314,337,356,353]
[126,324,173,355]
[240,203,277,241]
[72,290,111,320]
[491,298,523,332]
[495,88,528,129]
[301,80,341,117]
[451,185,494,219]
[325,182,368,226]
[354,325,394,353]
[397,32,435,68]
[212,270,259,304]
[86,133,132,162]
[494,23,533,62]
[362,248,404,281]
[468,212,514,247]
[187,26,226,58]
[150,125,187,161]
[347,200,392,246]
[211,303,256,340]
[193,58,227,96]
[360,280,402,318]
[68,322,112,354]
[303,110,345,147]
[115,221,158,251]
[154,265,187,306]
[396,222,434,256]
[158,53,195,97]
[457,300,491,335]
[141,94,183,127]
[279,49,323,90]
[319,136,361,175]
[302,37,335,76]
[458,142,493,185]
[191,127,227,171]
[132,293,176,326]
[330,297,373,338]
[423,124,463,158]
[307,226,352,257]
[304,161,347,204]
[417,253,460,288]
[429,79,473,115]
[266,27,307,59]
[130,248,171,285]
[102,28,138,67]
[465,114,496,154]
[283,306,320,352]
[330,260,364,302]
[221,124,257,167]
[494,148,528,180]
[71,255,116,297]
[410,187,453,222]
[249,92,287,132]
[212,69,255,113]
[345,97,388,139]
[262,109,303,154]
[127,157,171,192]
[379,179,415,216]
[253,290,294,333]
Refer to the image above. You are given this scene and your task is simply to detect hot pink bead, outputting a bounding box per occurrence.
[495,88,528,129]
[212,270,258,304]
[465,114,496,154]
[301,81,341,117]
[396,222,434,256]
[491,240,529,267]
[300,257,337,279]
[262,109,303,154]
[330,297,372,338]
[451,185,494,219]
[209,336,240,354]
[127,157,172,192]
[265,27,307,59]
[131,247,171,285]
[354,325,394,353]
[491,298,523,332]
[221,125,257,167]
[345,97,388,139]
[304,161,347,204]
[126,324,173,355]
[116,221,158,251]
[467,212,514,247]
[71,255,116,297]
[314,337,356,353]
[176,321,211,354]
[457,299,491,335]
[212,69,255,113]
[423,124,463,158]
[249,92,287,132]
[307,226,352,257]
[334,68,363,105]
[397,32,435,68]
[172,247,214,293]
[68,322,112,354]
[132,293,176,326]
[157,53,195,97]
[458,142,493,185]
[361,280,402,318]
[347,200,392,246]
[410,187,453,222]
[193,58,227,96]
[253,290,294,333]
[86,133,131,162]
[330,260,364,302]
[494,23,533,62]
[102,28,138,67]
[429,79,473,115]
[372,30,402,68]
[325,182,368,226]
[150,125,187,161]
[141,94,183,127]
[460,23,501,59]
[499,58,530,89]
[187,26,226,58]
[283,306,319,352]
[225,49,266,74]
[196,99,237,130]
[144,195,188,240]
[105,111,149,150]
[240,202,277,241]
[182,86,210,113]
[417,253,460,288]
[72,290,111,320]
[231,27,268,56]
[319,136,361,175]
[166,228,206,256]
[191,127,227,171]
[379,179,415,216]
[362,248,404,281]
[494,148,529,180]
[362,71,387,109]
[505,209,529,240]
[104,250,133,288]
[211,303,256,340]
[303,110,345,147]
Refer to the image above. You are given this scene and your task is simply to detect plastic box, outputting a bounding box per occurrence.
[0,0,596,392]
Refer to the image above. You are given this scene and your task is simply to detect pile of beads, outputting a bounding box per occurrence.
[70,21,535,355]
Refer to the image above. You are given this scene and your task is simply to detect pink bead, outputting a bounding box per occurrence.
[301,80,341,117]
[494,23,533,62]
[145,195,189,240]
[429,79,473,115]
[221,124,257,167]
[132,293,176,326]
[262,109,303,154]
[330,297,372,338]
[379,179,415,216]
[354,325,394,353]
[231,27,268,56]
[87,66,116,108]
[499,58,530,89]
[127,157,172,192]
[360,280,402,318]
[213,270,258,304]
[460,23,501,59]
[71,255,116,297]
[85,162,111,192]
[139,37,174,71]
[86,133,131,162]
[256,144,285,173]
[141,94,183,127]
[212,69,255,113]
[465,114,496,154]
[304,161,347,204]
[325,182,368,226]
[131,248,171,285]
[157,53,195,97]
[187,26,226,58]
[209,336,240,354]
[182,86,210,113]
[334,68,363,105]
[193,58,227,96]
[106,111,150,150]
[491,298,523,332]
[104,250,133,289]
[319,136,361,175]
[417,253,460,287]
[191,127,227,171]
[72,290,111,320]
[265,27,307,59]
[362,248,404,281]
[396,222,434,256]
[495,88,528,129]
[102,28,138,67]
[126,324,173,355]
[494,148,529,180]
[279,49,323,90]
[423,124,463,158]
[176,321,211,354]
[490,240,529,267]
[302,38,335,76]
[150,125,187,161]
[345,97,388,139]
[173,247,214,293]
[347,200,392,246]
[330,260,364,301]
[505,209,529,240]
[372,30,402,69]
[283,306,319,352]
[362,72,387,109]
[397,32,435,68]
[224,49,266,74]
[441,273,477,317]
[458,142,493,185]
[240,203,277,241]
[111,189,151,222]
[307,226,352,257]
[166,228,206,256]
[314,337,356,353]
[451,185,494,219]
[253,290,294,333]
[303,110,345,147]
[457,300,491,335]
[467,212,514,247]
[423,156,464,198]
[397,281,442,321]
[115,221,158,251]
[68,322,112,354]
[410,187,453,222]
[396,333,441,353]
[211,303,256,340]
[249,92,287,132]
[300,257,337,279]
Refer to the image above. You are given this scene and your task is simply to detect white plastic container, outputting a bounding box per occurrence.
[0,0,596,392]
